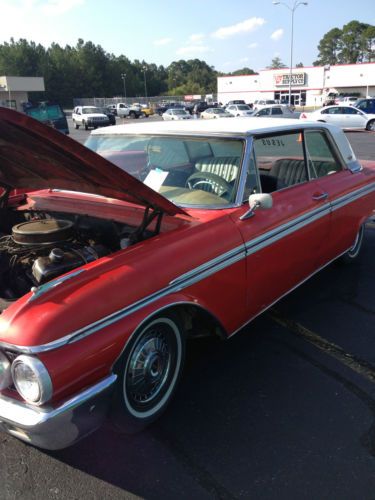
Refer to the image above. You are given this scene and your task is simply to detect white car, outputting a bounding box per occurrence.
[162,109,192,121]
[226,104,253,117]
[251,105,296,118]
[300,105,375,131]
[337,96,358,106]
[200,108,233,119]
[72,106,110,130]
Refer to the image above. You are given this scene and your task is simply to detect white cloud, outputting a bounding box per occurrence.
[248,42,259,49]
[0,0,85,47]
[41,0,85,15]
[239,57,249,63]
[176,45,212,56]
[271,29,284,41]
[153,38,172,46]
[212,17,265,39]
[189,33,205,43]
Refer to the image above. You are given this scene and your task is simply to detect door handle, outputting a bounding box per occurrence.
[312,192,328,201]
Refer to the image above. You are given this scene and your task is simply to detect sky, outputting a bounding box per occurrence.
[0,0,374,73]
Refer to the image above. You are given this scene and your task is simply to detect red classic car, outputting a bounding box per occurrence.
[0,108,374,450]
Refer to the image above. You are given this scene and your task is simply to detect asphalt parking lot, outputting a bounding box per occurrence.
[1,120,375,499]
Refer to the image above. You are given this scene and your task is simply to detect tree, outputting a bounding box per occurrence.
[228,67,258,76]
[314,21,375,65]
[340,21,370,63]
[0,38,218,104]
[267,57,287,69]
[295,62,304,68]
[361,25,375,62]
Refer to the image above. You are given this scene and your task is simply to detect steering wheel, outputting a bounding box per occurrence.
[186,172,232,197]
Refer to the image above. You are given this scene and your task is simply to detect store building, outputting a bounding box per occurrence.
[217,62,375,107]
[0,76,45,110]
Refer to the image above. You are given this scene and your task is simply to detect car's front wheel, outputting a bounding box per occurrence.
[73,120,79,129]
[340,224,365,264]
[83,120,89,130]
[111,314,185,433]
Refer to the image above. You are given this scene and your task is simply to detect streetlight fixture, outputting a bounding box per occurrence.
[121,73,127,101]
[273,1,308,106]
[143,67,148,100]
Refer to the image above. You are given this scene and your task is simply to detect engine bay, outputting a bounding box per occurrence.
[0,207,160,311]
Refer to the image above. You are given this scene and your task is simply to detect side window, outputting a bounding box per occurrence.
[253,132,307,193]
[304,131,342,178]
[271,107,283,115]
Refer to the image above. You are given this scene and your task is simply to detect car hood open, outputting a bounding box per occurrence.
[0,108,188,216]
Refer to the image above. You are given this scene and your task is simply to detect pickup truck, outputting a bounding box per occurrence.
[115,103,142,119]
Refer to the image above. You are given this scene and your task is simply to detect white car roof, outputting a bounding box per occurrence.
[91,117,357,165]
[92,117,327,136]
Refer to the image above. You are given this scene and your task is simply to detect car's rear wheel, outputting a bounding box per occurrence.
[74,120,79,129]
[366,120,375,131]
[111,314,185,433]
[83,120,88,130]
[340,224,365,263]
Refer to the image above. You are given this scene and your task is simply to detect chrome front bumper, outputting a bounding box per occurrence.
[0,374,117,450]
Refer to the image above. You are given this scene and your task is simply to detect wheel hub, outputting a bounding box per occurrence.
[127,334,170,404]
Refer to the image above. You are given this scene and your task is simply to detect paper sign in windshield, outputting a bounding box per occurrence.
[144,169,168,192]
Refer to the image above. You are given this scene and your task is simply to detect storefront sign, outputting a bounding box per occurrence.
[274,73,306,86]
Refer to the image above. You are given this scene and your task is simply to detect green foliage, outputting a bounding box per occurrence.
[0,39,220,105]
[227,67,258,76]
[314,21,375,65]
[267,57,287,69]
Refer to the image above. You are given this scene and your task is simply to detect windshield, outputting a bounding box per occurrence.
[172,110,187,115]
[85,134,245,207]
[82,107,100,114]
[26,104,64,121]
[238,105,250,110]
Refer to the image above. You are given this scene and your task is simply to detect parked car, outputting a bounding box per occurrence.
[299,105,375,130]
[253,99,277,107]
[72,106,110,130]
[200,108,233,119]
[162,109,192,120]
[107,104,117,116]
[336,96,358,106]
[98,106,116,125]
[355,98,375,114]
[251,105,296,118]
[115,103,142,119]
[225,100,246,106]
[155,102,186,116]
[226,104,254,117]
[192,102,210,115]
[0,108,374,451]
[139,104,154,118]
[23,102,69,134]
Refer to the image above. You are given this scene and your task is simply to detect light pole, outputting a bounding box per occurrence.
[121,73,127,101]
[273,1,308,106]
[143,67,147,100]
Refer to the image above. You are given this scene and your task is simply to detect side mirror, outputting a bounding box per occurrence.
[240,193,273,220]
[249,193,273,210]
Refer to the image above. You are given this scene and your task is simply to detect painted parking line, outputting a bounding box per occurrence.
[268,308,375,384]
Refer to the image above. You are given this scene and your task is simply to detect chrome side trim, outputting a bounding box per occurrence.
[245,203,331,255]
[331,183,375,212]
[28,269,86,302]
[1,181,374,354]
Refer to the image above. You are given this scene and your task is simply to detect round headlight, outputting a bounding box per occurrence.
[11,355,52,405]
[0,351,12,390]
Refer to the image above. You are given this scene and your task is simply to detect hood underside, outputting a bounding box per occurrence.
[0,108,187,216]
